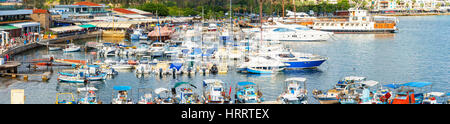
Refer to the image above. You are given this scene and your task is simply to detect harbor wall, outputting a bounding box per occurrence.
[1,31,102,57]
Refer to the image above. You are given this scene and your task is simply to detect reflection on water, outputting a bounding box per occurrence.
[0,16,449,104]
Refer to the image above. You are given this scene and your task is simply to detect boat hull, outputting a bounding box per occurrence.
[130,34,140,40]
[247,68,274,74]
[317,97,339,104]
[284,59,326,69]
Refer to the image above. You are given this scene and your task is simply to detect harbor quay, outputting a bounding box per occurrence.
[0,1,448,105]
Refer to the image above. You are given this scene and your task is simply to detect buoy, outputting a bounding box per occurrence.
[42,75,48,81]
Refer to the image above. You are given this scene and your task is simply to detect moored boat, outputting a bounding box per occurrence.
[235,82,263,103]
[202,79,232,104]
[279,77,308,104]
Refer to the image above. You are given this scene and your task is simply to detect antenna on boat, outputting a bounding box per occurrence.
[259,0,263,53]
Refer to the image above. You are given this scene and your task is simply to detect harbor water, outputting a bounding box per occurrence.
[0,16,449,104]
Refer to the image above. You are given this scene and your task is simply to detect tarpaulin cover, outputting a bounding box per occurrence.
[401,82,432,88]
[384,84,402,89]
[174,82,196,89]
[237,82,256,86]
[113,86,132,91]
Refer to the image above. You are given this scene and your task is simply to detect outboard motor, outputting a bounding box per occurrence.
[202,67,206,76]
[187,67,192,77]
[210,64,218,75]
[172,68,176,79]
[159,68,163,78]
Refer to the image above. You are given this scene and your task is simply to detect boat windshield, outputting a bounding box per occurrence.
[295,27,310,31]
[279,54,295,58]
[213,87,222,92]
[273,28,296,32]
[246,90,255,95]
[152,44,164,47]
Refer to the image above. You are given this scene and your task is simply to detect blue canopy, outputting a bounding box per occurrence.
[401,82,432,88]
[447,93,450,96]
[170,63,183,71]
[384,84,402,89]
[181,49,189,54]
[192,48,202,55]
[201,53,212,57]
[238,82,256,86]
[206,48,216,54]
[87,65,100,68]
[113,86,132,91]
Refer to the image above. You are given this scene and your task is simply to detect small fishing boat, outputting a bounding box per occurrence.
[58,71,106,81]
[279,77,308,104]
[54,59,86,65]
[235,82,263,103]
[111,64,134,70]
[312,76,366,104]
[149,42,166,57]
[174,82,200,104]
[207,23,218,32]
[57,73,87,83]
[137,88,154,104]
[388,82,433,104]
[135,63,151,74]
[77,87,100,104]
[154,88,174,104]
[55,93,76,104]
[202,79,232,104]
[49,47,62,51]
[111,86,134,104]
[63,44,81,52]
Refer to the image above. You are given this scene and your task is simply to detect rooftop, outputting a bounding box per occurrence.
[72,1,103,7]
[112,8,138,14]
[32,9,48,14]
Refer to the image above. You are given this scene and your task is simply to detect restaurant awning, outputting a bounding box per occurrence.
[9,22,40,28]
[88,22,134,29]
[79,24,96,28]
[50,26,84,33]
[0,25,20,31]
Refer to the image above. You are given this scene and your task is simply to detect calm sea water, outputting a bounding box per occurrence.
[1,16,449,104]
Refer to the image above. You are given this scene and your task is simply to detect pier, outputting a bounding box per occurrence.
[1,71,51,81]
[0,61,21,73]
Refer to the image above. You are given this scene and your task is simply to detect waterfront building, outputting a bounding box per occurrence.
[0,9,40,37]
[50,1,111,20]
[30,9,51,31]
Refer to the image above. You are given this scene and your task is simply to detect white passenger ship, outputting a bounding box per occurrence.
[312,8,399,33]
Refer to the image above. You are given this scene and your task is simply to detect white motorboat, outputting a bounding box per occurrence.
[279,77,308,104]
[135,63,151,74]
[63,44,81,52]
[49,47,62,51]
[239,56,289,74]
[111,64,134,70]
[149,42,166,57]
[202,79,232,104]
[255,22,333,41]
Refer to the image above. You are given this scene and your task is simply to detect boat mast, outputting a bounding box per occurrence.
[259,0,263,53]
[230,0,234,46]
[282,0,285,19]
[293,0,296,24]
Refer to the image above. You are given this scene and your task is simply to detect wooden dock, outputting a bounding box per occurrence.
[0,61,21,73]
[1,71,51,81]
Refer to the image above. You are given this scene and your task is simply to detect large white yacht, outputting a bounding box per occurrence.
[254,22,333,42]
